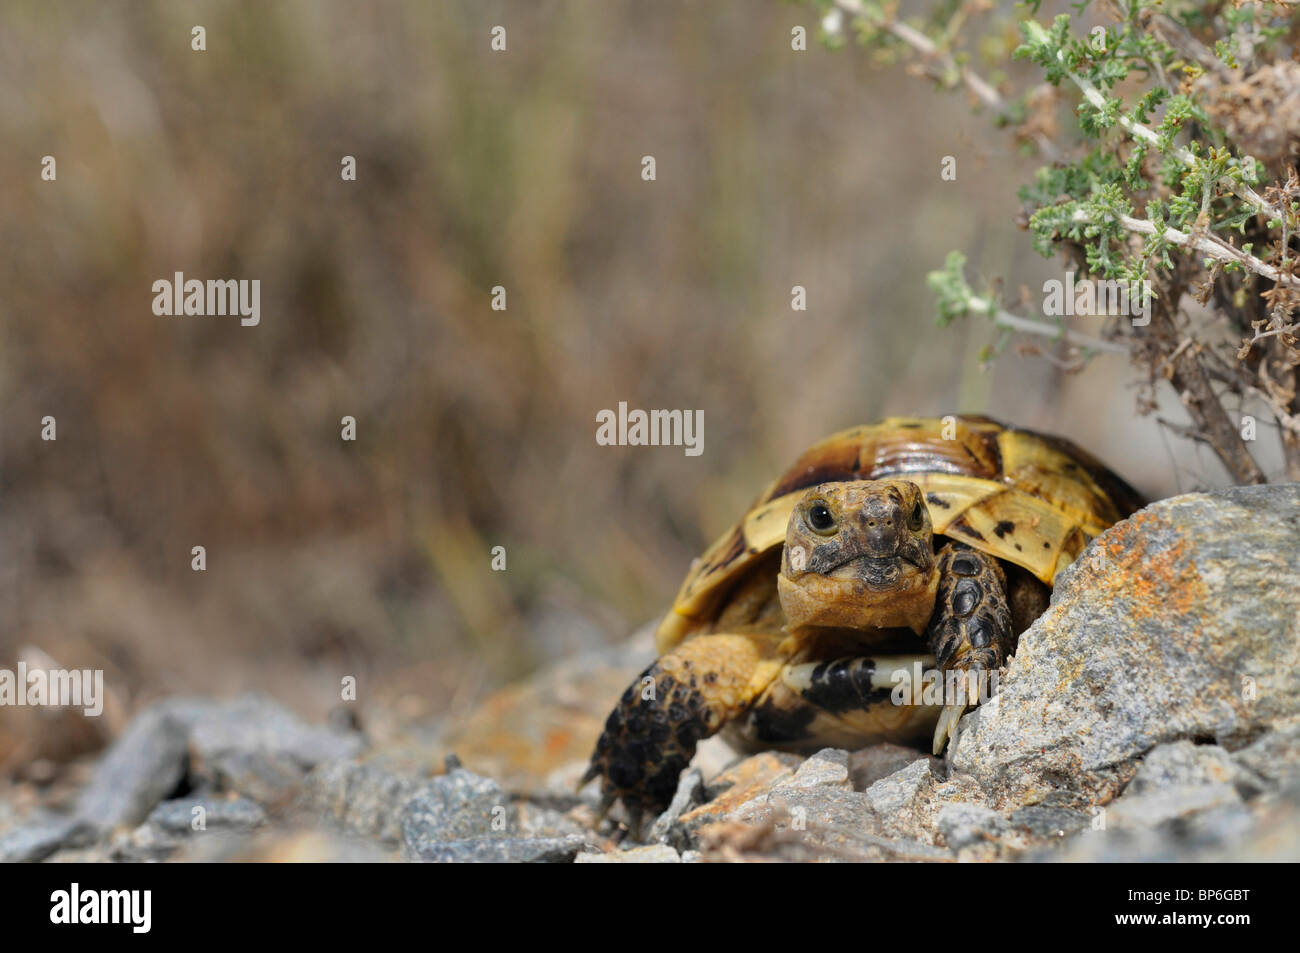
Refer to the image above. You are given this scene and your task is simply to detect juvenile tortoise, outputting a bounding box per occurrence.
[583,415,1143,824]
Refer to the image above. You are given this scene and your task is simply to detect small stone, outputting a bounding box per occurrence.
[1130,741,1259,795]
[108,823,181,863]
[146,797,267,835]
[864,759,936,816]
[407,834,588,863]
[780,748,852,792]
[72,703,190,833]
[0,816,92,864]
[937,803,1008,849]
[679,752,801,833]
[1233,719,1300,788]
[849,743,937,791]
[1098,741,1252,832]
[400,768,517,856]
[1106,783,1242,831]
[647,768,704,846]
[1009,805,1092,838]
[575,844,682,863]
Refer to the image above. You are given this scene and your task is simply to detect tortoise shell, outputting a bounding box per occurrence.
[656,415,1143,653]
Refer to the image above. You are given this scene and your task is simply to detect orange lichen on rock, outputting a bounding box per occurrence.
[1081,509,1208,624]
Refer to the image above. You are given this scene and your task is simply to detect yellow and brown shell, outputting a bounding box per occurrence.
[656,415,1144,653]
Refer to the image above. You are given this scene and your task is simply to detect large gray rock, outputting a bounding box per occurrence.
[187,695,366,803]
[400,766,518,857]
[75,694,366,827]
[72,702,192,833]
[951,485,1300,810]
[0,815,93,863]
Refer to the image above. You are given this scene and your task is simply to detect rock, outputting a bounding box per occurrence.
[1107,785,1243,831]
[647,768,703,847]
[0,815,93,863]
[864,758,936,816]
[187,695,365,804]
[1085,740,1259,835]
[936,803,1009,849]
[718,749,953,861]
[951,485,1300,810]
[1128,740,1260,795]
[1009,805,1093,839]
[428,636,655,794]
[576,844,682,863]
[779,748,852,791]
[72,703,190,833]
[1040,795,1279,863]
[696,815,949,863]
[1035,743,1300,862]
[42,845,116,863]
[298,761,433,847]
[107,822,181,863]
[68,695,365,833]
[849,743,937,791]
[1232,718,1300,788]
[1105,749,1245,831]
[146,797,267,835]
[407,834,589,863]
[399,767,517,856]
[677,752,801,834]
[735,748,859,823]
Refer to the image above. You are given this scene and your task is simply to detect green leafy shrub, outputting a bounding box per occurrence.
[815,0,1300,483]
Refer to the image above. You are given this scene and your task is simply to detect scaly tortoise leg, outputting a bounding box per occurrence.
[925,542,1015,753]
[753,653,943,748]
[582,632,781,832]
[779,653,937,709]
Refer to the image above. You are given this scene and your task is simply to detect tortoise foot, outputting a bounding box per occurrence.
[925,542,1015,753]
[582,661,716,830]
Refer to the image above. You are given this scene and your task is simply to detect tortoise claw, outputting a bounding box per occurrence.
[932,702,967,754]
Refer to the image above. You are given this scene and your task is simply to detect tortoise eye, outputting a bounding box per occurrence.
[806,502,837,535]
[907,501,925,531]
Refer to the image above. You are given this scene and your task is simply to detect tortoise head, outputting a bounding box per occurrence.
[777,480,940,634]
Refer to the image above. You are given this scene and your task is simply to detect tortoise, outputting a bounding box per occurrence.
[583,415,1143,823]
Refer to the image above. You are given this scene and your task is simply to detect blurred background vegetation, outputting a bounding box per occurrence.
[0,0,1227,774]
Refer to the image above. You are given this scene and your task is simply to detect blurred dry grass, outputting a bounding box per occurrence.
[0,1,1220,768]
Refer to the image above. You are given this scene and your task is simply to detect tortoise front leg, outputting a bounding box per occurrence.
[583,632,781,831]
[924,542,1015,753]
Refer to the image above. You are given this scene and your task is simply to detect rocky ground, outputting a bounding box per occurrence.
[3,485,1299,862]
